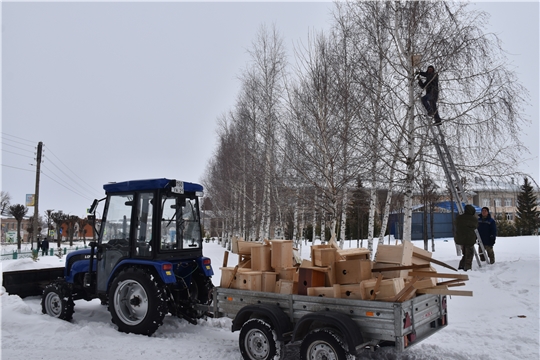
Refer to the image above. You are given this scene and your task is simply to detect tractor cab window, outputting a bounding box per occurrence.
[181,198,201,249]
[135,192,154,257]
[101,194,133,247]
[160,196,201,251]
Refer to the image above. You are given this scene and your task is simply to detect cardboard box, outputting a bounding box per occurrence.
[235,271,262,291]
[307,287,335,298]
[372,261,410,279]
[270,240,294,269]
[298,267,327,295]
[311,245,338,267]
[375,242,414,266]
[262,272,278,292]
[276,279,298,294]
[359,278,405,301]
[333,284,363,300]
[334,259,372,285]
[251,244,272,271]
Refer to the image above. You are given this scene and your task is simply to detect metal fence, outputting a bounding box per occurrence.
[0,245,89,261]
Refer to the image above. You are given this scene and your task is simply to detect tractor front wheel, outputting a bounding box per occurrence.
[41,280,75,321]
[108,267,166,336]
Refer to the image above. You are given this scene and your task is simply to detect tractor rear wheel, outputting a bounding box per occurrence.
[41,280,75,321]
[108,267,166,336]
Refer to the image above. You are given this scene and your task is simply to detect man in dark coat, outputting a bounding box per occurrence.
[417,65,441,124]
[455,204,478,271]
[41,237,49,256]
[478,207,497,264]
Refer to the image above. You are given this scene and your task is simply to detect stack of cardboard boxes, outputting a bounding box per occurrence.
[220,238,471,301]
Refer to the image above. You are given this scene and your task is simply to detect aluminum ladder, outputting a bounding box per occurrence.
[427,118,490,267]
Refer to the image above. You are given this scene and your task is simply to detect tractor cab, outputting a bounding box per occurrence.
[88,178,207,293]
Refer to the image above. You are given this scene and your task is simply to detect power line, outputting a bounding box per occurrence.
[2,134,101,199]
[2,137,36,149]
[1,149,34,159]
[45,146,97,192]
[1,164,34,172]
[1,132,35,144]
[41,171,94,202]
[42,164,97,199]
[43,155,97,197]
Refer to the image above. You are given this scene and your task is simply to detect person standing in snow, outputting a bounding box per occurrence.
[417,65,441,124]
[477,207,497,264]
[41,237,49,256]
[455,204,478,271]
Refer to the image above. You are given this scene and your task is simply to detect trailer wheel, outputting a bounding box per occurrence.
[239,318,284,360]
[108,267,166,336]
[300,329,349,360]
[41,281,75,321]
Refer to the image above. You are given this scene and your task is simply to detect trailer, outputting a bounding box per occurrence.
[205,286,448,360]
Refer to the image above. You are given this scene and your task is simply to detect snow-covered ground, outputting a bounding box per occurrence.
[1,236,539,360]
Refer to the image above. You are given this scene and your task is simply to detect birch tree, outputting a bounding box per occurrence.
[336,1,528,242]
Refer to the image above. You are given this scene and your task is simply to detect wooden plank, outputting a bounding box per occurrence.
[370,273,383,300]
[226,266,239,289]
[222,251,229,268]
[392,277,418,302]
[417,288,473,296]
[437,279,466,286]
[412,253,457,271]
[409,271,469,280]
[446,282,466,288]
[371,264,430,272]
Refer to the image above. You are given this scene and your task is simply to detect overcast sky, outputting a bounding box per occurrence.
[1,1,538,218]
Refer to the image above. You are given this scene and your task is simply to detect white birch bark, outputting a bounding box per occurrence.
[402,66,416,243]
[321,207,326,243]
[339,188,348,249]
[293,188,299,242]
[263,171,271,240]
[252,182,257,241]
[312,192,317,243]
[242,173,246,239]
[367,189,377,252]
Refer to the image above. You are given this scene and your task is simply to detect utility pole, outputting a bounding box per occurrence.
[33,141,43,248]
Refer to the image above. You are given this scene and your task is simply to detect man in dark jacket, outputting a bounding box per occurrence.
[455,204,478,271]
[417,65,441,124]
[41,238,49,256]
[478,207,497,264]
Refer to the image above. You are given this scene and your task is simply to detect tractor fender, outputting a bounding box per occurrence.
[232,304,292,341]
[107,259,176,291]
[195,256,214,277]
[65,259,97,283]
[292,311,364,355]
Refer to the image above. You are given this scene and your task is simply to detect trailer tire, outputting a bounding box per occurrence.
[300,328,349,360]
[239,318,284,360]
[108,267,166,336]
[41,281,75,321]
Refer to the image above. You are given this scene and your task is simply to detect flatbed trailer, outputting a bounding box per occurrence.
[207,286,448,360]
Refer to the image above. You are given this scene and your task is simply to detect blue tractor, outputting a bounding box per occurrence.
[41,178,214,336]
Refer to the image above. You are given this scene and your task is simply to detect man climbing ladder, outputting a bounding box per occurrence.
[417,65,442,124]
